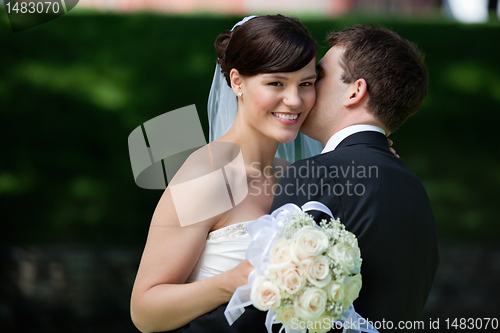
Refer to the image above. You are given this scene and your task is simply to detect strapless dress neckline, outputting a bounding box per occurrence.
[207,221,252,240]
[187,221,253,283]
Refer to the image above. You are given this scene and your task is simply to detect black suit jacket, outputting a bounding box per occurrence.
[165,131,438,332]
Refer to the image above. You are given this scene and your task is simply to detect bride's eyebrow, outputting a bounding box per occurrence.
[262,74,289,80]
[262,74,317,80]
[301,74,318,81]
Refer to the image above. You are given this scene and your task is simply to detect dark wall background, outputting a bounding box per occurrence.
[1,7,499,333]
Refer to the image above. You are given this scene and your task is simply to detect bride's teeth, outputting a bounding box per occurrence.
[274,113,298,120]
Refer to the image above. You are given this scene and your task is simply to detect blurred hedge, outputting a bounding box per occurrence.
[1,11,499,245]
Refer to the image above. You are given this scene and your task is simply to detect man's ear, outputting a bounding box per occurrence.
[344,78,368,107]
[230,68,243,96]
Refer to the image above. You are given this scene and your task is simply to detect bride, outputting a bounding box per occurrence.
[130,15,319,332]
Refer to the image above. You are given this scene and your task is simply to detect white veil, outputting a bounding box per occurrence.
[207,15,323,163]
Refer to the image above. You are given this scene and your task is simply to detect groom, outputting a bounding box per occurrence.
[269,25,439,330]
[169,25,438,332]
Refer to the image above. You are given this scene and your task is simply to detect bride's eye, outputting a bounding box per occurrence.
[268,82,284,87]
[300,81,314,87]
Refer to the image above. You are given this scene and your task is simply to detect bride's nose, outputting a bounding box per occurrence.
[282,88,301,108]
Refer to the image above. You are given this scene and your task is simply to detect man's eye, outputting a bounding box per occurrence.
[268,82,284,86]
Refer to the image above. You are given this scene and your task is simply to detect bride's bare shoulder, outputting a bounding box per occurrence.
[169,146,214,184]
[157,142,244,228]
[171,142,241,184]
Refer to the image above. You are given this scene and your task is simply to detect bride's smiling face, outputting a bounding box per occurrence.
[230,58,317,143]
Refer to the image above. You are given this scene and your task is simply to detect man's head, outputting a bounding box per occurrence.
[301,25,428,144]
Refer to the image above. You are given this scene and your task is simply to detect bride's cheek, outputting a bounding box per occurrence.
[306,90,316,109]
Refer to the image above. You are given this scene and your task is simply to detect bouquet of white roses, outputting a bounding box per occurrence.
[252,211,362,330]
[225,202,376,333]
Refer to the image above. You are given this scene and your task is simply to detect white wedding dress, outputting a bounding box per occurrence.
[187,221,253,282]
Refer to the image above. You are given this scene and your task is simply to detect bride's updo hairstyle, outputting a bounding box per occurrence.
[214,15,317,87]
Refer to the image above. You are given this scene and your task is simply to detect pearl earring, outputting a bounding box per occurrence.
[238,92,243,97]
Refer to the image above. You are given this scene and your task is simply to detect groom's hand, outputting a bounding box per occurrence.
[387,138,400,158]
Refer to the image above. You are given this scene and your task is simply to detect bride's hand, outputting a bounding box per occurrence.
[387,138,400,158]
[226,260,254,294]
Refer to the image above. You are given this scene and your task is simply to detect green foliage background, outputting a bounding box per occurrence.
[1,10,499,246]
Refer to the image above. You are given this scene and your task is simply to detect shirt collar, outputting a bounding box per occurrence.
[321,124,386,154]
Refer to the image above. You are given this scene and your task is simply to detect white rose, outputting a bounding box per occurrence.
[304,255,332,288]
[275,265,306,295]
[251,276,281,311]
[324,281,345,303]
[275,305,296,326]
[343,231,359,248]
[264,262,295,283]
[294,287,327,321]
[329,242,361,274]
[343,274,362,307]
[290,226,329,263]
[271,238,292,265]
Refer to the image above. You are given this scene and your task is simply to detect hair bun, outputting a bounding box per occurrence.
[214,30,232,60]
[214,30,232,83]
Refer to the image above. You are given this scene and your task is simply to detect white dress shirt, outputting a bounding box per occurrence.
[321,124,386,154]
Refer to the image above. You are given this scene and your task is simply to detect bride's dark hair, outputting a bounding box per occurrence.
[214,15,317,87]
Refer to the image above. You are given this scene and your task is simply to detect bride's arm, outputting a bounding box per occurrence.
[130,188,253,332]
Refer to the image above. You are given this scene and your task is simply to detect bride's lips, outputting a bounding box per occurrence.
[272,112,301,125]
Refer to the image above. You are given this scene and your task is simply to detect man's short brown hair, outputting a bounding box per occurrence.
[327,25,428,132]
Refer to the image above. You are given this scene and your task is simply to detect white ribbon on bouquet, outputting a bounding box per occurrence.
[224,201,379,333]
